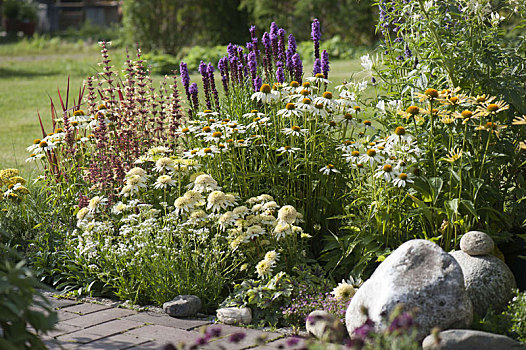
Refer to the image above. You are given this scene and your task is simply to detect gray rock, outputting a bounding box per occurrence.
[450,250,516,316]
[306,310,346,343]
[163,295,201,317]
[345,240,472,342]
[216,307,252,325]
[460,231,494,256]
[422,329,526,350]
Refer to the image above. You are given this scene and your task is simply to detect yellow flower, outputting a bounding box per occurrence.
[443,148,463,163]
[476,100,509,117]
[512,115,526,125]
[475,121,507,136]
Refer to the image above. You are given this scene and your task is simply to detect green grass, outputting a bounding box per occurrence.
[0,39,363,177]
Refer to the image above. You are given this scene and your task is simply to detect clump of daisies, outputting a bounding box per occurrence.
[0,168,30,203]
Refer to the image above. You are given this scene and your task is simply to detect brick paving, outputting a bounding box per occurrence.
[40,296,316,350]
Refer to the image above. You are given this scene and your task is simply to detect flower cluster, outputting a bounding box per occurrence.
[0,169,29,203]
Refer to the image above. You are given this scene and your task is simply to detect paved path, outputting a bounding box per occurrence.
[42,297,312,350]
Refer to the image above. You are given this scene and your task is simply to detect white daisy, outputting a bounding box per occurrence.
[153,175,176,189]
[319,164,341,175]
[281,126,308,137]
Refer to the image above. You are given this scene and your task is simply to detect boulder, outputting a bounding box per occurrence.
[216,307,252,325]
[163,295,201,317]
[460,231,494,256]
[450,250,516,316]
[422,329,526,350]
[345,240,472,341]
[305,310,346,343]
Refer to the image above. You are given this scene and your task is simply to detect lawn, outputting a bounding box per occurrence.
[0,40,362,177]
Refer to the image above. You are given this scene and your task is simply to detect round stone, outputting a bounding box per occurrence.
[460,231,494,256]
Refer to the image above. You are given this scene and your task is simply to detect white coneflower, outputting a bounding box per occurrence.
[218,211,236,230]
[174,196,192,215]
[277,103,302,118]
[183,190,204,208]
[153,175,176,189]
[88,196,108,213]
[189,209,208,222]
[331,280,356,300]
[263,201,278,211]
[126,167,147,178]
[148,146,172,155]
[359,148,384,166]
[264,250,280,264]
[255,259,273,279]
[251,84,278,104]
[392,172,414,188]
[193,174,220,192]
[76,207,90,221]
[277,205,298,224]
[277,145,301,154]
[252,204,263,213]
[246,225,265,240]
[258,214,276,226]
[374,163,395,182]
[281,126,308,137]
[111,202,127,215]
[319,164,341,175]
[305,74,331,85]
[256,194,274,203]
[207,191,229,212]
[233,205,249,217]
[154,157,175,172]
[274,222,292,239]
[313,91,337,108]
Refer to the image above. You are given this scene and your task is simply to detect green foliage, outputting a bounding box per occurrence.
[2,0,37,21]
[376,0,526,114]
[0,232,57,350]
[473,289,526,343]
[122,0,248,55]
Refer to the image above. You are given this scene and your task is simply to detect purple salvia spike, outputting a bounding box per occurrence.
[321,50,330,79]
[311,18,321,60]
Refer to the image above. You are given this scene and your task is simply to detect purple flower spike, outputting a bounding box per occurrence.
[207,63,219,110]
[253,75,262,92]
[248,51,257,80]
[278,28,286,62]
[311,18,321,59]
[313,58,322,75]
[189,83,199,113]
[288,34,297,53]
[199,61,212,110]
[262,32,272,77]
[179,61,191,102]
[321,50,330,79]
[270,22,278,37]
[249,25,257,40]
[276,61,284,84]
[285,48,294,73]
[227,43,236,60]
[229,332,246,344]
[292,53,303,83]
[218,56,229,93]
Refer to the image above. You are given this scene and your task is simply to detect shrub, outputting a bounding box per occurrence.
[0,232,57,349]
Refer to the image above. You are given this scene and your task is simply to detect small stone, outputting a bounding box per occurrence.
[460,230,494,256]
[216,307,252,325]
[422,329,526,350]
[305,310,345,343]
[450,250,516,316]
[163,295,201,317]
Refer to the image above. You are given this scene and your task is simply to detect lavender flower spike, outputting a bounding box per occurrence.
[207,63,220,110]
[288,34,297,53]
[321,50,330,79]
[276,61,284,84]
[311,18,321,59]
[199,61,212,110]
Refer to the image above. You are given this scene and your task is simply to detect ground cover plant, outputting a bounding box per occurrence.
[0,0,525,341]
